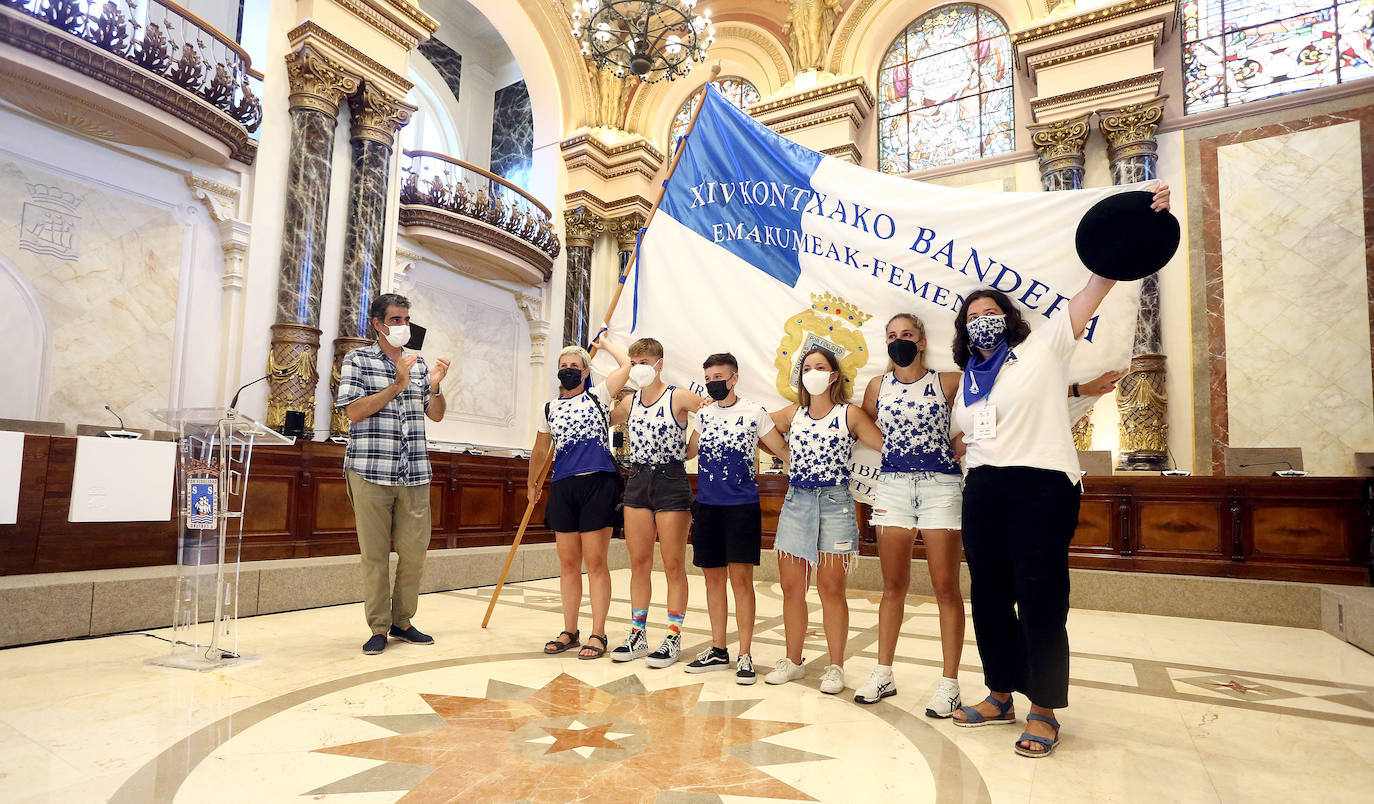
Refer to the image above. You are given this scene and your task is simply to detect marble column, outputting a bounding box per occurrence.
[266,45,360,433]
[1100,96,1170,470]
[329,83,415,438]
[611,212,646,278]
[562,206,604,349]
[1029,113,1095,448]
[1027,113,1093,191]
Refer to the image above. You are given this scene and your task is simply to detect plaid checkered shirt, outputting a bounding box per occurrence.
[336,343,432,486]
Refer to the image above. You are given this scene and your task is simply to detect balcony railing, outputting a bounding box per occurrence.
[400,150,561,262]
[1,0,263,137]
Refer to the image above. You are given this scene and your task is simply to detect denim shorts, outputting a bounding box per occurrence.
[870,471,963,531]
[774,485,859,568]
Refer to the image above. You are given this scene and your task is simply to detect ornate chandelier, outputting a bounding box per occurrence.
[571,0,715,83]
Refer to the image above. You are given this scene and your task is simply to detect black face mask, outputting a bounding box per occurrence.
[887,338,919,367]
[705,379,732,401]
[557,368,584,391]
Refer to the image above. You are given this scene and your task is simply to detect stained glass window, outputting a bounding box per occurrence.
[669,77,762,150]
[877,5,1014,174]
[1182,0,1374,113]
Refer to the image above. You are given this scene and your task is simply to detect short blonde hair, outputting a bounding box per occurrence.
[559,345,591,369]
[628,337,664,359]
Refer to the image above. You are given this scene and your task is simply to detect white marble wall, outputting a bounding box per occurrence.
[0,158,184,430]
[1219,121,1374,476]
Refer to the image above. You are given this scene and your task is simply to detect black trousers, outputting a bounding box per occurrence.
[961,465,1080,709]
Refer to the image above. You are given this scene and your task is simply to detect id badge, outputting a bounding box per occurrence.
[972,406,997,440]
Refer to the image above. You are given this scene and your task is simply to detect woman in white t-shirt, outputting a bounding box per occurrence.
[947,183,1172,758]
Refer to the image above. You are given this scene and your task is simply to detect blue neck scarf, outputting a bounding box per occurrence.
[962,340,1014,405]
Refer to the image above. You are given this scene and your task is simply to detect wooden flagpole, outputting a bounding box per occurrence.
[481,64,723,629]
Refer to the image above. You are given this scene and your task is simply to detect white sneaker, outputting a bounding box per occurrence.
[610,628,649,662]
[853,668,897,704]
[925,680,962,718]
[819,664,845,695]
[645,633,682,668]
[764,658,805,685]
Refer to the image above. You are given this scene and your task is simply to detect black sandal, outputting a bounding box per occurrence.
[578,634,608,660]
[544,629,580,654]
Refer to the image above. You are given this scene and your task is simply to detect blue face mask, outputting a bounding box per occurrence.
[967,314,1007,350]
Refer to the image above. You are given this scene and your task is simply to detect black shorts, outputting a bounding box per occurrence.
[691,501,763,568]
[544,471,619,533]
[623,462,693,512]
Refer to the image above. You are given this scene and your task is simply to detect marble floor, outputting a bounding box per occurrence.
[2,569,1373,803]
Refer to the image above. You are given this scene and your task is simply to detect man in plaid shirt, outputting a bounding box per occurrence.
[337,292,451,655]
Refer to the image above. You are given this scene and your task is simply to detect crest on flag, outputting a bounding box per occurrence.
[773,292,872,402]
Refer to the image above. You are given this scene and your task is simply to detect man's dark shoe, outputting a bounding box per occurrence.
[389,624,435,645]
[363,633,387,655]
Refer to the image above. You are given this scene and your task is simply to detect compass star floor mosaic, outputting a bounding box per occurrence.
[2,570,1374,803]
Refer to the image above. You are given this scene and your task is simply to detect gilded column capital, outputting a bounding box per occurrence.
[1027,113,1093,177]
[1097,95,1168,164]
[284,45,361,116]
[610,212,647,250]
[563,206,605,249]
[348,83,417,147]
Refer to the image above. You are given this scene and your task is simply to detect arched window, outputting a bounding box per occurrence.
[877,4,1014,174]
[669,76,761,151]
[401,72,462,156]
[1182,1,1374,113]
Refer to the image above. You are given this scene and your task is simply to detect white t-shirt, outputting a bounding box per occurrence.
[951,312,1081,486]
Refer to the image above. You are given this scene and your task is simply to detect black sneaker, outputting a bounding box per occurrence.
[684,646,730,674]
[736,653,757,685]
[611,628,650,662]
[389,624,435,645]
[363,633,387,655]
[645,633,682,668]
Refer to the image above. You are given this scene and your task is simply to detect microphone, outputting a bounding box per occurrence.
[228,368,289,411]
[1239,460,1309,477]
[101,405,140,439]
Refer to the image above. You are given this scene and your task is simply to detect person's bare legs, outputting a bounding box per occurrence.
[623,507,656,618]
[728,563,755,655]
[551,531,582,649]
[777,554,810,664]
[815,557,850,666]
[579,527,612,657]
[875,525,916,666]
[703,566,729,648]
[922,529,965,678]
[656,510,692,616]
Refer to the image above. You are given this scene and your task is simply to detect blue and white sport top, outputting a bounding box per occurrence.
[538,385,617,482]
[786,404,854,489]
[629,386,688,465]
[696,399,774,506]
[876,370,959,475]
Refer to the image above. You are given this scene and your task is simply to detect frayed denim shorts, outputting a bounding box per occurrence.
[774,484,859,568]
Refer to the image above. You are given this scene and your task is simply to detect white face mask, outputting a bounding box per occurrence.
[629,361,658,388]
[801,368,834,396]
[381,323,410,349]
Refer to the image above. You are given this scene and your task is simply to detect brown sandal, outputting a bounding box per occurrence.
[544,630,580,654]
[578,634,608,660]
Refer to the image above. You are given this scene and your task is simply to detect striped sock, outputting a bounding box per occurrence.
[667,609,685,637]
[631,608,648,633]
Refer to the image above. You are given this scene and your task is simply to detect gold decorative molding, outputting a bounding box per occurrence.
[1010,0,1176,45]
[825,0,880,74]
[1117,352,1169,466]
[397,205,555,283]
[821,142,862,163]
[1072,409,1094,452]
[561,190,655,222]
[287,21,413,96]
[329,0,438,50]
[284,45,360,116]
[1023,23,1165,78]
[750,75,873,116]
[609,212,647,250]
[716,22,792,80]
[560,133,665,183]
[1097,94,1168,163]
[563,206,606,249]
[1027,113,1093,175]
[1030,70,1164,122]
[329,336,371,437]
[186,174,239,222]
[265,323,322,432]
[348,82,416,146]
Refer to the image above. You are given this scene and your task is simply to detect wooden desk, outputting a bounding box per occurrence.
[1,435,1369,585]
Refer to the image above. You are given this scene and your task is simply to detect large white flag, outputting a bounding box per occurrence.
[598,85,1141,502]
